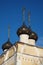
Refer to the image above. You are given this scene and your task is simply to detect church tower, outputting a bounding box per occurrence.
[0,8,43,65]
[15,8,39,65]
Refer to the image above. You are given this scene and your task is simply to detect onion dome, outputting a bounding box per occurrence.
[17,23,31,36]
[29,31,38,41]
[2,39,13,51]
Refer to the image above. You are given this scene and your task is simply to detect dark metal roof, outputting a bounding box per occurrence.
[17,23,32,36]
[2,39,13,51]
[29,31,38,41]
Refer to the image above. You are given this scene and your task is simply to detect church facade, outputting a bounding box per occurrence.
[0,9,43,65]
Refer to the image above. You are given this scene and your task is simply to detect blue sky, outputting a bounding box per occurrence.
[0,0,43,54]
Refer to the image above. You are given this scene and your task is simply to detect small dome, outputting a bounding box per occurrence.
[17,23,31,36]
[2,39,13,51]
[29,31,38,41]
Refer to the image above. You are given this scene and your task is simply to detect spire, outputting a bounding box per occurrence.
[17,8,32,36]
[28,10,31,27]
[22,7,26,24]
[8,24,10,40]
[2,25,13,51]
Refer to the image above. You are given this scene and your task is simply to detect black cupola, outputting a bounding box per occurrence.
[2,39,13,51]
[29,31,38,41]
[17,23,31,36]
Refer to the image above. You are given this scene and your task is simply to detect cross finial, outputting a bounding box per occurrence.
[22,7,26,24]
[8,24,10,40]
[28,10,31,27]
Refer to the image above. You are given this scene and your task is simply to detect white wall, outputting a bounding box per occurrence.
[20,34,29,44]
[28,39,35,45]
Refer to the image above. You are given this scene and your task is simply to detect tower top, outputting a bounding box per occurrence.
[17,8,38,41]
[17,8,32,36]
[2,39,13,51]
[2,25,13,51]
[17,23,31,36]
[29,31,38,41]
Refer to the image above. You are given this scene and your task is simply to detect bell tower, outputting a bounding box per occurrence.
[17,8,32,44]
[15,8,38,65]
